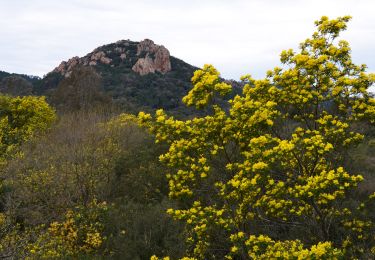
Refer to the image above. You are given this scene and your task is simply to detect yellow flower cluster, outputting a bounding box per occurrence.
[182,64,232,109]
[228,233,342,259]
[138,16,375,259]
[0,95,56,163]
[27,200,107,258]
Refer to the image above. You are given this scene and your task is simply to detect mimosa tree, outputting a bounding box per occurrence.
[141,16,375,259]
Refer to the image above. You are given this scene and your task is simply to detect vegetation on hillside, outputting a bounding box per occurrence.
[0,72,40,97]
[0,16,374,259]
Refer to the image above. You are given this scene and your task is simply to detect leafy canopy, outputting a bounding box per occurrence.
[0,94,55,161]
[140,16,375,259]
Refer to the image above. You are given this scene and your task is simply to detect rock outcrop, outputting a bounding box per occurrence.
[54,56,80,77]
[52,39,171,77]
[132,39,171,75]
[132,56,156,75]
[53,52,113,77]
[16,37,201,114]
[90,51,112,64]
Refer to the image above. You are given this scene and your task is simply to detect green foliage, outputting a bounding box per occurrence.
[0,212,32,259]
[0,76,33,96]
[0,94,55,162]
[104,200,185,259]
[1,15,375,260]
[51,66,112,112]
[1,110,184,259]
[0,71,41,86]
[140,16,375,259]
[4,111,128,224]
[27,200,108,259]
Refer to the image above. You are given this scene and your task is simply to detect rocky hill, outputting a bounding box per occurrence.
[52,39,172,77]
[32,39,200,115]
[2,39,241,115]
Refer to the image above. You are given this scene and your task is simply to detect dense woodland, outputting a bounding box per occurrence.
[0,16,375,259]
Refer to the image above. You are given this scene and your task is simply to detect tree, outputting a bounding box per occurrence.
[0,94,55,162]
[1,111,185,258]
[51,66,111,112]
[27,200,108,259]
[0,76,33,97]
[4,111,126,224]
[0,94,55,258]
[140,16,375,259]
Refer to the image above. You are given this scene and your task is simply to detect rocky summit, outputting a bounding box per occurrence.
[52,39,172,77]
[1,39,239,115]
[31,38,199,115]
[132,39,171,75]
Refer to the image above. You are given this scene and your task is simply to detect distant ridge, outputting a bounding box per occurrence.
[1,39,242,115]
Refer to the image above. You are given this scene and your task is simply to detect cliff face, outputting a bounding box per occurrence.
[132,39,171,75]
[53,39,172,77]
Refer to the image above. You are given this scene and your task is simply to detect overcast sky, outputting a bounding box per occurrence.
[0,0,374,81]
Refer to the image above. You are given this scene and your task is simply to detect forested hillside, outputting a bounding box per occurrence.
[0,16,374,259]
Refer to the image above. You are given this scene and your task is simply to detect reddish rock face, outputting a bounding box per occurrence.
[53,56,80,76]
[154,45,171,73]
[136,39,159,55]
[52,39,171,77]
[53,51,113,77]
[90,51,112,64]
[132,39,171,75]
[132,56,155,75]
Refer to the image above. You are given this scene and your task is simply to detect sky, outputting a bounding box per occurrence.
[0,0,374,81]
